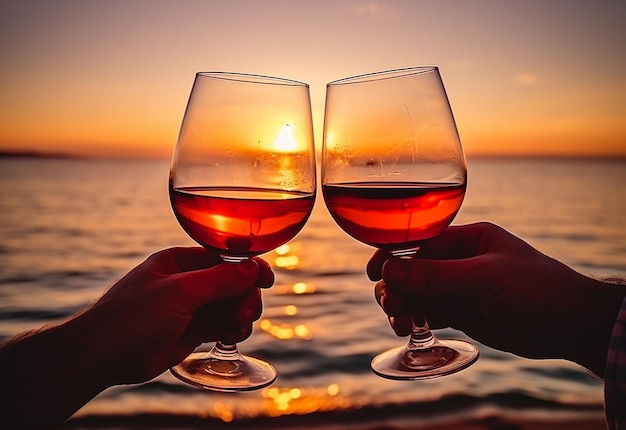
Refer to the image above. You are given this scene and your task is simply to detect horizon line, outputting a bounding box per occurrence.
[2,149,626,162]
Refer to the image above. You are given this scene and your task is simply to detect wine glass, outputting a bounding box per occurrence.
[321,66,478,379]
[169,72,316,391]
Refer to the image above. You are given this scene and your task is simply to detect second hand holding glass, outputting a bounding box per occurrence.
[169,72,316,391]
[322,66,479,379]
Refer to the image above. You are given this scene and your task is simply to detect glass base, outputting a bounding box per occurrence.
[371,339,479,380]
[170,351,277,392]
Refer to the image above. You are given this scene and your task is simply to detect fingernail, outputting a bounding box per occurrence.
[379,293,387,310]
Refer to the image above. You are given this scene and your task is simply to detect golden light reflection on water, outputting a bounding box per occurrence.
[292,281,316,294]
[205,384,351,422]
[258,318,312,340]
[261,243,317,340]
[284,304,298,315]
[273,243,300,269]
[260,384,348,417]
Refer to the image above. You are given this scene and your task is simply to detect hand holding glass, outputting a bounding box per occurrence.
[322,67,479,379]
[169,72,316,391]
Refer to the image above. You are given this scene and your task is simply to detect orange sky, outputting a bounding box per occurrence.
[0,0,625,159]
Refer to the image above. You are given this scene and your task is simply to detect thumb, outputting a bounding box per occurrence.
[174,259,261,311]
[382,255,492,300]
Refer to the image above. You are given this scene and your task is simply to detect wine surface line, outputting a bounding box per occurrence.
[170,185,315,258]
[322,181,465,249]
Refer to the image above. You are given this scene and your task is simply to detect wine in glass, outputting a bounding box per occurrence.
[169,72,316,391]
[322,66,478,379]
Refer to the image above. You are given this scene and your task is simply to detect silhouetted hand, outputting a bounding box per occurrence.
[367,222,626,377]
[0,247,274,429]
[87,247,275,384]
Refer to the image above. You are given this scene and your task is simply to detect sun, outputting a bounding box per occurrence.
[272,124,299,152]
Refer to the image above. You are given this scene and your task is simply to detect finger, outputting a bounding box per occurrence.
[172,247,224,271]
[231,288,263,326]
[174,259,261,310]
[386,314,411,336]
[220,322,254,344]
[374,281,407,316]
[196,317,253,344]
[153,248,274,289]
[195,287,262,334]
[382,255,494,300]
[148,247,223,274]
[373,281,414,336]
[374,280,385,306]
[252,257,275,288]
[417,298,479,330]
[369,222,500,282]
[390,297,483,338]
[414,222,497,259]
[196,308,255,343]
[367,249,392,281]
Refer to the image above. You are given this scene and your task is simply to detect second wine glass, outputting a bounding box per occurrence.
[322,66,479,379]
[169,72,316,391]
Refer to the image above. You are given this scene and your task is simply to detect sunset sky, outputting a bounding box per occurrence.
[1,0,624,158]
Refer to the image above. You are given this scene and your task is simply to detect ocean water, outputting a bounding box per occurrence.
[1,157,625,428]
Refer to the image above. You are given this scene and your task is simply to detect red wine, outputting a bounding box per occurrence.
[322,182,465,249]
[170,185,315,258]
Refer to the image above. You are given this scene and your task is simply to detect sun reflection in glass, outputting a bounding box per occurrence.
[272,123,300,152]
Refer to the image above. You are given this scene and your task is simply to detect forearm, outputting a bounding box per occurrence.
[575,276,626,377]
[0,312,113,429]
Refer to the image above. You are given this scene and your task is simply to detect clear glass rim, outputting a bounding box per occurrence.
[196,71,308,88]
[328,66,439,87]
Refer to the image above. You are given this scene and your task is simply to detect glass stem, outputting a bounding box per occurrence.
[211,256,247,360]
[211,341,242,360]
[407,310,437,350]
